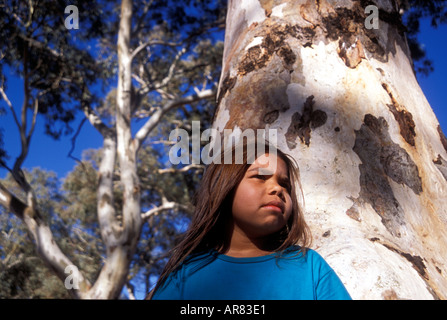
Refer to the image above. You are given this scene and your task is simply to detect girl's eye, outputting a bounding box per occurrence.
[253,175,291,191]
[281,182,291,192]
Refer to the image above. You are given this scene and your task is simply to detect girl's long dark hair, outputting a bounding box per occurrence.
[147,138,312,299]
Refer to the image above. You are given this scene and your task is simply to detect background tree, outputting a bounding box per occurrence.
[0,0,224,298]
[212,0,447,299]
[1,169,74,298]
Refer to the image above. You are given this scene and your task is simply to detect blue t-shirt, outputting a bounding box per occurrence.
[152,247,351,300]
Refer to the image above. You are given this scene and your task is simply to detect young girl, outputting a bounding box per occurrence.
[149,138,351,300]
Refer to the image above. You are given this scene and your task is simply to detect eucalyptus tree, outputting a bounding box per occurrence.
[212,0,447,299]
[0,0,224,299]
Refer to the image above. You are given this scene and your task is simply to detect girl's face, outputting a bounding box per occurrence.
[231,153,293,240]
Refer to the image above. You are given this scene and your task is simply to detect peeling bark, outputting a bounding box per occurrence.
[433,155,447,181]
[382,82,417,146]
[353,114,422,236]
[285,95,327,148]
[214,0,447,299]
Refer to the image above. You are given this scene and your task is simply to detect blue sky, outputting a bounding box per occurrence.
[416,19,447,133]
[1,18,446,180]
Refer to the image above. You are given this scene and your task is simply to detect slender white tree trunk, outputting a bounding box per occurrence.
[214,0,447,299]
[86,0,142,299]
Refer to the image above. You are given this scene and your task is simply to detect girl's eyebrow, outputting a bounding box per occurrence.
[248,167,272,174]
[248,167,289,181]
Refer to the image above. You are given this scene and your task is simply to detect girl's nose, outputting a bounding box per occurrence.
[268,180,285,200]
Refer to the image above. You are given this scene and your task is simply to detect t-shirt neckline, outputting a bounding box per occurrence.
[211,249,279,263]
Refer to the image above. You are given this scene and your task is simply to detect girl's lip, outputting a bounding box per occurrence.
[262,201,285,214]
[262,205,283,214]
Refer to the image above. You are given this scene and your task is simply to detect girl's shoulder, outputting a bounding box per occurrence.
[183,249,216,263]
[179,250,218,271]
[280,246,328,264]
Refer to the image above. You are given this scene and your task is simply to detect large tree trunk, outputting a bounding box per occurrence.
[213,0,447,299]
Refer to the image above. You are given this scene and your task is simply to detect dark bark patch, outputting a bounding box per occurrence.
[382,83,416,146]
[217,74,237,107]
[438,125,447,154]
[238,45,270,76]
[277,43,296,67]
[222,74,289,130]
[285,112,302,149]
[263,110,279,124]
[259,0,274,17]
[369,238,430,283]
[285,95,327,149]
[238,23,303,76]
[369,238,428,280]
[10,195,27,221]
[337,38,366,68]
[346,199,362,222]
[353,114,422,236]
[387,106,416,146]
[99,193,112,209]
[320,4,398,64]
[433,154,447,181]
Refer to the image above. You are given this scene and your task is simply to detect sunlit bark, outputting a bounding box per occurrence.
[213,0,447,299]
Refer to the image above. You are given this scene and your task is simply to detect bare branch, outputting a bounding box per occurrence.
[141,201,194,221]
[130,39,180,62]
[125,281,136,300]
[81,100,112,137]
[156,47,187,89]
[0,87,20,131]
[27,98,39,142]
[18,34,62,59]
[134,88,215,151]
[131,46,187,106]
[67,117,87,165]
[0,182,91,298]
[158,163,204,174]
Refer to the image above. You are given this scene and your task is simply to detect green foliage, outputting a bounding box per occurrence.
[0,0,109,138]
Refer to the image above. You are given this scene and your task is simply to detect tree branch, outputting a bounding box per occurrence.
[130,39,180,61]
[157,163,204,174]
[141,201,194,221]
[0,182,91,298]
[18,34,62,59]
[86,0,143,299]
[81,100,112,138]
[96,133,121,252]
[0,87,20,133]
[134,88,215,151]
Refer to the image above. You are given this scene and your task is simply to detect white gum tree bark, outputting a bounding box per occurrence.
[85,0,142,298]
[213,0,447,299]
